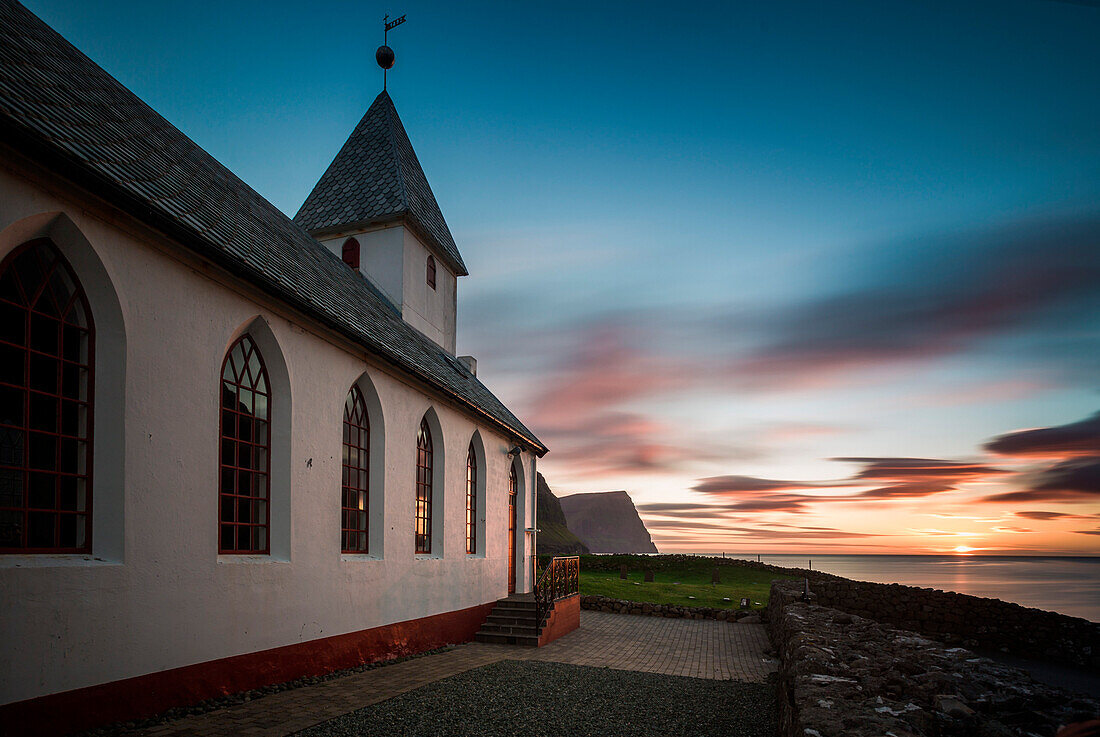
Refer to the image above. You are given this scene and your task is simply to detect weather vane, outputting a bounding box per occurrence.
[377,13,406,91]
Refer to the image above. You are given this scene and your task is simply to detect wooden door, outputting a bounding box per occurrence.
[508,465,517,594]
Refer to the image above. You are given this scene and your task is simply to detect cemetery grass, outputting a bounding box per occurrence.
[578,560,794,610]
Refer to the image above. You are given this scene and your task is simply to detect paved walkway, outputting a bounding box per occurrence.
[529,610,775,681]
[130,611,775,737]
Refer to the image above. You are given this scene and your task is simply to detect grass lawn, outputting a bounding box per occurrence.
[578,558,796,610]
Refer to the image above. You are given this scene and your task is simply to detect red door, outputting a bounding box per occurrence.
[508,465,517,594]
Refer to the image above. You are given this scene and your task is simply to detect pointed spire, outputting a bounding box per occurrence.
[293,91,468,276]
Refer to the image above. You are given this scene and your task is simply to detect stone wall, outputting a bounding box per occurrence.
[805,577,1099,669]
[580,595,760,623]
[769,581,1099,737]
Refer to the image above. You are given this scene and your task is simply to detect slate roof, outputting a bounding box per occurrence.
[0,0,544,454]
[293,90,468,276]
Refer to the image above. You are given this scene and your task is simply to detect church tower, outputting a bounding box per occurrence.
[293,38,466,355]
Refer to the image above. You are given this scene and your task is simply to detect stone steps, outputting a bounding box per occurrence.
[474,594,550,647]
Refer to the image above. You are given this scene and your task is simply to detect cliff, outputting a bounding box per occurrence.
[558,490,658,554]
[535,474,589,556]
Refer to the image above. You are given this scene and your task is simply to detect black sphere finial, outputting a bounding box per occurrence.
[376,45,395,70]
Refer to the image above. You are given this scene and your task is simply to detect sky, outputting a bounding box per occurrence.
[24,0,1100,555]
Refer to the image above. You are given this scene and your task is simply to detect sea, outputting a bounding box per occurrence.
[720,554,1100,622]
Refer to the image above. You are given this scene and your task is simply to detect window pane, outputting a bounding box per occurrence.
[0,302,25,344]
[0,342,25,385]
[60,401,84,437]
[61,363,85,400]
[61,325,85,363]
[28,433,56,470]
[238,388,253,415]
[58,513,77,548]
[0,385,24,427]
[59,475,80,511]
[61,438,85,474]
[27,511,54,547]
[28,472,54,508]
[28,393,57,432]
[0,509,22,546]
[0,427,24,466]
[221,438,235,467]
[0,468,22,507]
[221,468,235,495]
[29,313,59,355]
[28,353,57,393]
[253,394,267,421]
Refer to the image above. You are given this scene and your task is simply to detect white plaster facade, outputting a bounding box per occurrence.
[0,151,536,706]
[317,224,458,354]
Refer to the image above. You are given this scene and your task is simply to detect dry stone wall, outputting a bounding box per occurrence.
[769,581,1099,737]
[805,577,1099,669]
[580,595,761,622]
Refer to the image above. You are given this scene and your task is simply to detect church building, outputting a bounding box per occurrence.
[0,2,553,733]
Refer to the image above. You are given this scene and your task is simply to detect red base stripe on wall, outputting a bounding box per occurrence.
[538,594,580,647]
[1,601,497,737]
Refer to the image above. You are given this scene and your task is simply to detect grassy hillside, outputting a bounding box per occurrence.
[578,555,796,610]
[535,474,589,556]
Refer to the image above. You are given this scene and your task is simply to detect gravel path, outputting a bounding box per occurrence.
[293,660,777,737]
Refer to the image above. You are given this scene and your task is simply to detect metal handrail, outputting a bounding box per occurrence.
[534,556,579,626]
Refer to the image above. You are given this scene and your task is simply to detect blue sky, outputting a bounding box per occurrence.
[25,0,1100,553]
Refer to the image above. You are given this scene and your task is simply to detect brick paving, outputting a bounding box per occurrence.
[525,610,776,681]
[127,611,775,737]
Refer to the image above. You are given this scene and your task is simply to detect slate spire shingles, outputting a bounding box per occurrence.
[0,0,543,453]
[293,91,468,276]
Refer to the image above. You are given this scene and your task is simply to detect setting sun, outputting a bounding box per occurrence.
[953,546,977,554]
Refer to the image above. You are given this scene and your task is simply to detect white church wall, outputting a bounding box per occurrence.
[317,224,405,308]
[0,161,533,706]
[401,227,457,354]
[316,224,458,355]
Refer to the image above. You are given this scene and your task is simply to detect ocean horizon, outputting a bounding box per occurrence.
[659,553,1099,622]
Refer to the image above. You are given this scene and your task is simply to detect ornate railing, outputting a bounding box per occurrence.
[534,556,579,626]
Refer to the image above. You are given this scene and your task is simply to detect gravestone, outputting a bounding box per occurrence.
[711,567,721,584]
[740,597,750,609]
[644,568,654,582]
[620,565,628,580]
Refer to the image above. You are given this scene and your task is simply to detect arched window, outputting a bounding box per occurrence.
[465,444,477,554]
[342,238,360,270]
[342,385,369,553]
[426,254,436,290]
[219,335,270,554]
[0,240,93,553]
[507,463,517,593]
[415,418,433,554]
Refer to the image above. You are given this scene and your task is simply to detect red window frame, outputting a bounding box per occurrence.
[0,239,94,554]
[426,255,436,290]
[465,444,477,554]
[415,418,432,554]
[342,385,369,553]
[342,237,360,269]
[218,334,271,554]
